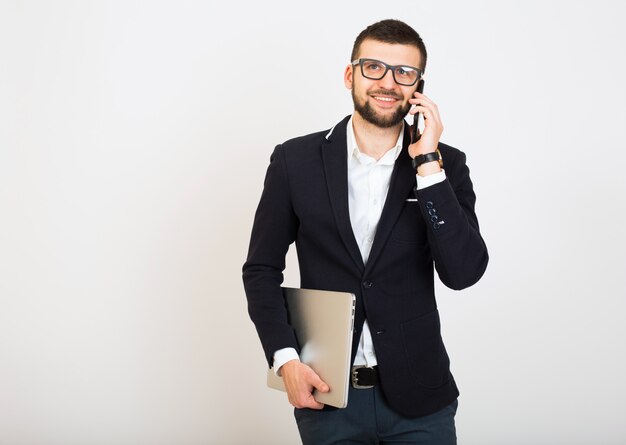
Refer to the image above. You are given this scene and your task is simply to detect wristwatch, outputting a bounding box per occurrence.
[412,148,443,169]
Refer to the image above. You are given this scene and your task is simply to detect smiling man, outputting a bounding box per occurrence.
[243,19,488,444]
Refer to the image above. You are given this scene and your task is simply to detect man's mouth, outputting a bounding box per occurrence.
[368,90,401,105]
[372,96,398,102]
[369,94,401,108]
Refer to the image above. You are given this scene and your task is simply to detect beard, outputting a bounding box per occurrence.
[352,88,411,128]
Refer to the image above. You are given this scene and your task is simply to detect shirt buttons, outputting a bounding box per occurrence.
[363,281,373,288]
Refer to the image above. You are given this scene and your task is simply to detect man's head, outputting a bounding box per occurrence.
[351,19,427,72]
[345,20,427,129]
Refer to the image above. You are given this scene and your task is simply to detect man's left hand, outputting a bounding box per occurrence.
[408,91,444,158]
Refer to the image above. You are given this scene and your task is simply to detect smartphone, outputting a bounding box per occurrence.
[411,79,425,144]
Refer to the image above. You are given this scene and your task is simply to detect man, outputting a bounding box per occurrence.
[243,19,488,444]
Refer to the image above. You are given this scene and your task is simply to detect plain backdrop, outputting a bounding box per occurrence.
[1,1,625,444]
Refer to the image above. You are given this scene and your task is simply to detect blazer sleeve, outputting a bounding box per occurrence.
[242,145,299,367]
[415,147,489,290]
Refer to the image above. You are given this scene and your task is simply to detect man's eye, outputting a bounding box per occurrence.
[397,67,413,76]
[365,62,382,71]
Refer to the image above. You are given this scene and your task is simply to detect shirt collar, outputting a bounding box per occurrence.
[346,115,405,166]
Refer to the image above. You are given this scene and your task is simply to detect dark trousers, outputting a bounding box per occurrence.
[294,385,457,445]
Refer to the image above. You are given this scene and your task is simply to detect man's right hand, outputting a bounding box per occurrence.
[280,359,329,409]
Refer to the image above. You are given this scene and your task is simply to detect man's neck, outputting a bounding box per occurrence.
[351,112,403,161]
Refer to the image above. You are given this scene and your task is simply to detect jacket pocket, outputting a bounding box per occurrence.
[391,202,427,245]
[400,310,451,389]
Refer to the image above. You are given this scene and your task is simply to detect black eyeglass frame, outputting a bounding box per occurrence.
[351,58,423,86]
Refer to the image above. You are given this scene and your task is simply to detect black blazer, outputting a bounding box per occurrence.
[243,115,488,418]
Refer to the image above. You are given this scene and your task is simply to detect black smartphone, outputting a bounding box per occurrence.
[411,79,425,144]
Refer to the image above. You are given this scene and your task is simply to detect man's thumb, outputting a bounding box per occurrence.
[312,375,330,393]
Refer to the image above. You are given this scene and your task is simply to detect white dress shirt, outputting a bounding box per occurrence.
[273,116,446,373]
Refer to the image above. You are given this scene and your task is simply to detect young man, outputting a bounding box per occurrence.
[243,19,488,444]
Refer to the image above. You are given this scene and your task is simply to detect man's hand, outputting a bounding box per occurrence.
[408,90,444,159]
[280,359,329,410]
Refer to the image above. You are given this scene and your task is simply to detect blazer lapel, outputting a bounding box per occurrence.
[321,116,365,272]
[364,122,416,275]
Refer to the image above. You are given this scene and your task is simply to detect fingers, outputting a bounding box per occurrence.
[409,91,434,108]
[409,105,443,138]
[407,93,444,157]
[409,95,440,120]
[289,389,325,410]
[410,90,433,103]
[410,105,436,122]
[281,360,328,410]
[409,92,442,126]
[311,373,330,393]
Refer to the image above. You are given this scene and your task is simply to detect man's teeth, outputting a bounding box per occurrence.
[374,96,396,102]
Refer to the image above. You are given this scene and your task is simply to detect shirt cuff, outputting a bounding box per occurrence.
[272,347,300,376]
[415,169,446,190]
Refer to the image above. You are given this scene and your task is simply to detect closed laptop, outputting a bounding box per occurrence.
[267,287,355,408]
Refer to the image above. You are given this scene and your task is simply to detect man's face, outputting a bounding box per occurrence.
[345,39,422,128]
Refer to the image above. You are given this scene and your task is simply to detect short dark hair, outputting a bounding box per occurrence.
[351,19,427,72]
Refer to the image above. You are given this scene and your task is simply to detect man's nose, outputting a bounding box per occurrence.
[378,68,397,89]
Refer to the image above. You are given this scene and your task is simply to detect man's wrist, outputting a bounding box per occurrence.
[273,347,300,376]
[417,161,442,177]
[415,169,446,189]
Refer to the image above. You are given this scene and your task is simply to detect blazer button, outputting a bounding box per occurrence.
[433,222,441,230]
[363,281,373,288]
[430,215,438,223]
[428,208,436,216]
[426,201,434,209]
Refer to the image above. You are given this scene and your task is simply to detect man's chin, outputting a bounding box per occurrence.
[360,109,406,128]
[369,118,400,128]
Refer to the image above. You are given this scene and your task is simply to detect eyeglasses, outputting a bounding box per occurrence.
[351,58,422,86]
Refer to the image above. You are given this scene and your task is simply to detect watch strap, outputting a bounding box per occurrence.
[412,150,442,169]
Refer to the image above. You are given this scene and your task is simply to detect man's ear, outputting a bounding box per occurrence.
[344,64,353,90]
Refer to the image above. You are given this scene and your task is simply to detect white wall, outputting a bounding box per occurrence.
[1,1,625,444]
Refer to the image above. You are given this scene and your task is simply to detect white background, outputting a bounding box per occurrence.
[1,1,625,444]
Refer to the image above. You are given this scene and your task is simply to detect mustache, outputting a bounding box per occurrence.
[368,89,402,99]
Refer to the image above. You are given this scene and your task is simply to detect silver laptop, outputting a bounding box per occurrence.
[267,287,356,408]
